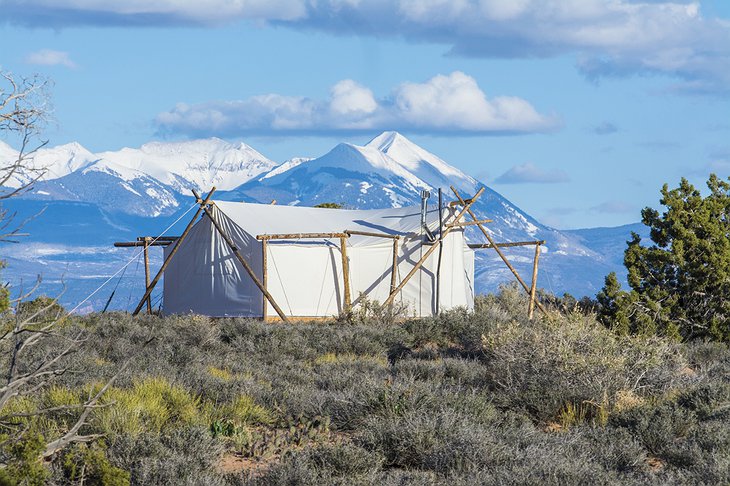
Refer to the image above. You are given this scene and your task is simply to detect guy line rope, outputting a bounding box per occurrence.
[65,202,199,315]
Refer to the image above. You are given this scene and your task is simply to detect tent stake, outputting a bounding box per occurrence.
[528,243,541,320]
[451,186,548,317]
[383,187,485,307]
[196,195,289,322]
[132,188,217,316]
[340,236,351,312]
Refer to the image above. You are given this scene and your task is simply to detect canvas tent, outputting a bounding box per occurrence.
[160,200,475,318]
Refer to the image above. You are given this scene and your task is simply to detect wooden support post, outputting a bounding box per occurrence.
[132,188,217,316]
[446,219,493,227]
[451,186,548,317]
[469,240,545,249]
[528,243,541,320]
[143,237,152,315]
[197,195,290,322]
[257,232,348,240]
[262,239,268,320]
[390,237,399,296]
[340,236,351,312]
[344,230,400,239]
[383,187,485,307]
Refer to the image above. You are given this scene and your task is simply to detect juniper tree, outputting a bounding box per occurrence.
[598,174,730,342]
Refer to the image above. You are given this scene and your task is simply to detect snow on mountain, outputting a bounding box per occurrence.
[0,140,18,165]
[28,164,182,217]
[259,157,312,181]
[0,141,97,188]
[95,138,276,193]
[367,131,477,193]
[7,138,277,216]
[224,142,432,208]
[34,142,98,179]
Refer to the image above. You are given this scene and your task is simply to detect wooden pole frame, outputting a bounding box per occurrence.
[340,236,351,312]
[390,237,399,296]
[528,243,541,320]
[468,240,545,249]
[383,187,485,307]
[257,232,348,240]
[446,219,493,227]
[262,239,268,320]
[451,186,548,317]
[195,192,290,323]
[344,230,400,239]
[143,237,152,315]
[132,188,217,316]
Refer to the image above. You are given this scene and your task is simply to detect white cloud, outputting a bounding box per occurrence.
[155,72,558,137]
[6,1,730,92]
[494,163,570,184]
[329,80,378,117]
[25,49,77,68]
[392,72,551,132]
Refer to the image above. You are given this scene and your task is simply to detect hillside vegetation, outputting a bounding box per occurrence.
[1,285,729,485]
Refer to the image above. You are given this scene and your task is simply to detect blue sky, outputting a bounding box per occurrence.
[1,0,729,229]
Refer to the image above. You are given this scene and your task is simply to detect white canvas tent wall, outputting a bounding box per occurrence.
[162,200,475,318]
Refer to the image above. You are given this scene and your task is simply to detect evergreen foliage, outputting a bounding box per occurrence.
[313,202,343,209]
[598,174,730,342]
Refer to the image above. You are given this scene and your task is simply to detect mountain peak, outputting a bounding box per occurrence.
[367,131,408,151]
[366,131,477,193]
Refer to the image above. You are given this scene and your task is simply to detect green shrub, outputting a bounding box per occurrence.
[61,442,130,486]
[0,432,49,485]
[91,377,202,436]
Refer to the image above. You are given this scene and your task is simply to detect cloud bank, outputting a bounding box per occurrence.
[155,72,558,137]
[494,163,570,184]
[3,1,730,93]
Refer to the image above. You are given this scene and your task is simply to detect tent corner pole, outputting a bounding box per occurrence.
[451,185,548,317]
[197,193,290,323]
[143,236,152,315]
[528,243,541,320]
[132,187,217,316]
[339,236,352,313]
[262,239,268,320]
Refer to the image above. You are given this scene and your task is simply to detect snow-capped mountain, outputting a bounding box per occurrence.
[367,131,478,194]
[0,141,98,188]
[224,142,431,208]
[95,138,276,193]
[12,138,277,216]
[1,131,633,309]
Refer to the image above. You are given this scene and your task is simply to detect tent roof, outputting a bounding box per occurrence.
[213,200,449,244]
